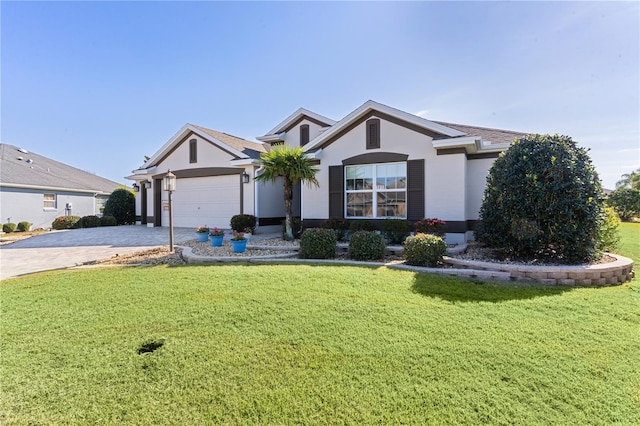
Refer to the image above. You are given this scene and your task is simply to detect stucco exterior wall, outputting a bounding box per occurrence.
[155,135,237,172]
[257,177,286,219]
[466,158,494,220]
[0,187,102,229]
[425,153,466,221]
[282,119,327,148]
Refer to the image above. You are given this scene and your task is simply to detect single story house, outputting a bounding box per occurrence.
[0,143,122,229]
[128,100,526,243]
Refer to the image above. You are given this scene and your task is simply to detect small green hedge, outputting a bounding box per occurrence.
[299,228,337,259]
[52,216,81,230]
[231,214,256,232]
[597,206,620,253]
[3,222,17,233]
[320,218,348,241]
[81,215,101,228]
[404,234,447,267]
[348,231,385,261]
[17,221,32,232]
[381,219,411,244]
[100,215,117,227]
[349,220,377,233]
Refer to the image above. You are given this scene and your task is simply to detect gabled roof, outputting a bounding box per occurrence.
[0,143,121,194]
[302,100,466,152]
[432,121,527,145]
[258,108,336,142]
[142,124,267,170]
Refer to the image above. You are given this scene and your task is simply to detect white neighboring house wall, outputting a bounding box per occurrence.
[0,186,107,230]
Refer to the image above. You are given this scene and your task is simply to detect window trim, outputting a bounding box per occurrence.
[344,162,407,219]
[43,193,57,210]
[189,139,197,163]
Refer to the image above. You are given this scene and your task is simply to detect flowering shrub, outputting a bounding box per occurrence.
[209,227,224,237]
[195,225,209,234]
[413,218,446,237]
[231,230,246,241]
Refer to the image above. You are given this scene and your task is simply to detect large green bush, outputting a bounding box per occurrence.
[348,231,385,261]
[607,187,640,222]
[381,219,411,244]
[230,214,257,233]
[3,222,17,233]
[299,228,337,259]
[320,218,349,241]
[52,216,81,230]
[81,215,101,228]
[476,134,604,264]
[17,221,32,232]
[103,189,135,225]
[404,233,447,267]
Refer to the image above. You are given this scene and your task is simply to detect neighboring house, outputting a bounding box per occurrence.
[129,100,527,242]
[0,143,122,229]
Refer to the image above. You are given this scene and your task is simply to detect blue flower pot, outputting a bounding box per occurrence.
[196,232,209,243]
[231,239,247,253]
[210,235,224,247]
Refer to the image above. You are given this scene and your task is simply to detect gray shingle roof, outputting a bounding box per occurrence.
[191,125,267,159]
[0,143,122,194]
[432,121,529,144]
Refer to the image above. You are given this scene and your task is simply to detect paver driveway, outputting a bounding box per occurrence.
[0,226,196,279]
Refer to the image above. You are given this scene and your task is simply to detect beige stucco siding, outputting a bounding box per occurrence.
[155,135,237,171]
[282,119,327,148]
[466,158,494,220]
[425,153,466,221]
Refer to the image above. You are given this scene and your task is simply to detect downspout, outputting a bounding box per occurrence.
[254,166,264,231]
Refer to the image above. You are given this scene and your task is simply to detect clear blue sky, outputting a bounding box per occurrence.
[2,1,638,189]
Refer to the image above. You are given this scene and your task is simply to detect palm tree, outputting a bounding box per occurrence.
[255,144,319,241]
[616,168,640,190]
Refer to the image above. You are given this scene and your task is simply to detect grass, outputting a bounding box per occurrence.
[1,224,638,425]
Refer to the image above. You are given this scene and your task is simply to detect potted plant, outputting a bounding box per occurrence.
[209,227,224,247]
[243,227,253,241]
[230,230,247,253]
[195,225,210,243]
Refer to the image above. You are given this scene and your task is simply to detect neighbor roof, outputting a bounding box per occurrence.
[432,121,528,145]
[0,143,122,194]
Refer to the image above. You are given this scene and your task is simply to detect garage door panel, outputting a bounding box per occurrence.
[163,175,240,229]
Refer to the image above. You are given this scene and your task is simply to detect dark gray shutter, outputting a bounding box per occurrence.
[406,159,424,220]
[300,125,310,146]
[328,165,344,218]
[366,119,380,149]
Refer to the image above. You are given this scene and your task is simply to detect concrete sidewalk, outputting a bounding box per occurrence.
[1,225,200,279]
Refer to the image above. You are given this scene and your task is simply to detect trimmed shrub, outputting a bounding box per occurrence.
[17,221,32,232]
[381,219,411,244]
[349,220,377,233]
[476,134,604,264]
[230,214,257,232]
[52,215,81,230]
[100,215,117,227]
[413,218,446,237]
[81,215,101,228]
[348,230,385,261]
[299,228,337,259]
[3,222,17,233]
[597,206,621,253]
[281,217,303,240]
[404,233,447,267]
[320,218,349,241]
[103,189,135,225]
[607,187,640,221]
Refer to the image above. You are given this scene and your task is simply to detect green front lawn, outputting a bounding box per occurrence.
[1,224,638,425]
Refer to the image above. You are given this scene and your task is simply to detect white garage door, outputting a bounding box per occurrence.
[163,175,240,229]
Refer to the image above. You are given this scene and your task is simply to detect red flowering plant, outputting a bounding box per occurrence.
[231,230,246,241]
[209,227,224,237]
[413,218,446,237]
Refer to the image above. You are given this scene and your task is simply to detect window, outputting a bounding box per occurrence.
[300,124,310,146]
[366,118,380,149]
[189,139,197,163]
[345,162,406,218]
[43,193,56,209]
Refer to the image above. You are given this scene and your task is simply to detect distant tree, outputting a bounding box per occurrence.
[254,145,319,241]
[615,168,640,190]
[607,187,640,221]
